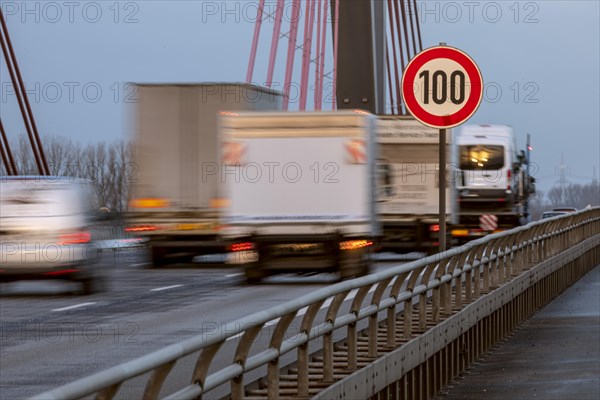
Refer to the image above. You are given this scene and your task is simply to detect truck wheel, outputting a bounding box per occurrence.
[245,274,261,284]
[79,275,105,295]
[244,248,268,284]
[151,246,168,268]
[426,246,438,257]
[339,249,370,280]
[244,263,265,284]
[80,279,94,295]
[74,264,105,295]
[176,254,195,264]
[359,257,371,277]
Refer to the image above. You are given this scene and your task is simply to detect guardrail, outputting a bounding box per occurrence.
[31,208,600,400]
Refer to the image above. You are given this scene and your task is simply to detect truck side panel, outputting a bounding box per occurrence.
[376,116,455,254]
[225,136,370,234]
[128,84,282,266]
[378,143,453,216]
[135,86,185,204]
[133,84,283,209]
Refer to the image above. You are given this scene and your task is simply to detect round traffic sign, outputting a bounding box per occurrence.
[401,46,483,129]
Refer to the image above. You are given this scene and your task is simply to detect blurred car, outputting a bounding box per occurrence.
[552,207,577,213]
[541,211,568,219]
[0,176,103,294]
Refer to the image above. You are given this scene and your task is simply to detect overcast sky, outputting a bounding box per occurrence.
[1,0,598,192]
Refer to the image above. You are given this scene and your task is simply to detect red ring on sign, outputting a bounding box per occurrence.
[402,46,483,128]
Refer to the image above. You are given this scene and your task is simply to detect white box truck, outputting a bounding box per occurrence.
[376,115,456,255]
[127,83,282,266]
[452,124,535,243]
[218,111,379,283]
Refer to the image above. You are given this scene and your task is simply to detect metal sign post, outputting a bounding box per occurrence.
[439,128,446,251]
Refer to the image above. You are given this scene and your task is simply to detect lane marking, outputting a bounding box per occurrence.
[131,263,150,267]
[150,285,183,292]
[51,302,96,312]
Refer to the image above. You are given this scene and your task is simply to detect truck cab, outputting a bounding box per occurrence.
[455,125,518,210]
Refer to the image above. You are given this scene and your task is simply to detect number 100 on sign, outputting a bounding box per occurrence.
[402,46,483,129]
[419,69,466,105]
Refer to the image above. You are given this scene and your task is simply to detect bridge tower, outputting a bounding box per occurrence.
[246,0,423,115]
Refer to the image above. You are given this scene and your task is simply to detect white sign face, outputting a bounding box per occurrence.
[413,58,472,116]
[402,46,483,129]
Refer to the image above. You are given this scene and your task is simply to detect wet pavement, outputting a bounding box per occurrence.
[440,265,600,400]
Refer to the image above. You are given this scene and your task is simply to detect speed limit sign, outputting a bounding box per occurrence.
[402,45,483,129]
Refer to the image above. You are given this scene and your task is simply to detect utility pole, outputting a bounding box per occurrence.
[557,154,569,188]
[525,133,531,221]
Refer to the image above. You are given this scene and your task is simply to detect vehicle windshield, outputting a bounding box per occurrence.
[459,145,504,170]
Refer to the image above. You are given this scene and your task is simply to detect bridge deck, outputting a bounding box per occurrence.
[438,265,600,400]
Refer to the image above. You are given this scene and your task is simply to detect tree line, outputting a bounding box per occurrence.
[528,183,600,220]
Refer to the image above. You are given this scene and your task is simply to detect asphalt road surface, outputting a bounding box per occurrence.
[0,248,418,400]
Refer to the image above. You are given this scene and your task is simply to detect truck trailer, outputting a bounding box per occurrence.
[218,110,380,283]
[376,115,456,255]
[127,83,282,267]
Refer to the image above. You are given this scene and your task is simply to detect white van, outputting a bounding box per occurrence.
[455,125,518,207]
[0,176,103,294]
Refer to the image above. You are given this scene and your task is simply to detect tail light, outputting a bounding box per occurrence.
[339,240,372,251]
[230,242,255,252]
[58,231,91,245]
[44,269,80,276]
[125,225,157,233]
[507,169,511,190]
[429,224,440,232]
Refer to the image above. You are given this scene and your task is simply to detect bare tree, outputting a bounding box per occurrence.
[580,182,600,208]
[547,186,565,208]
[528,191,546,220]
[12,134,38,175]
[545,183,599,211]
